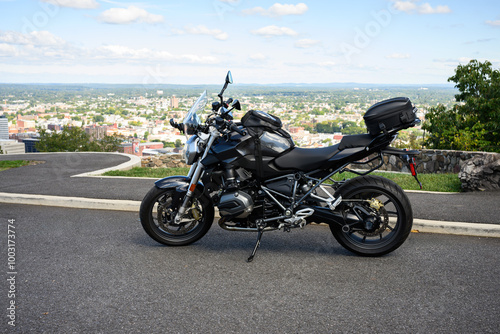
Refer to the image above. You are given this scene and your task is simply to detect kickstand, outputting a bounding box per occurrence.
[247,227,265,262]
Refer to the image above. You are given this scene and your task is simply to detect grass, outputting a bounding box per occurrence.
[103,167,190,178]
[0,160,31,172]
[103,167,462,192]
[332,172,461,193]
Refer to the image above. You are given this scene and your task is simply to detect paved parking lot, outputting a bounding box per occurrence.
[1,203,499,333]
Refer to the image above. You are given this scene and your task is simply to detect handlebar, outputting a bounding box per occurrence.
[169,118,185,133]
[228,121,246,136]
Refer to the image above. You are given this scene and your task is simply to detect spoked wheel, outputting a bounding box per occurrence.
[140,187,214,246]
[330,175,413,256]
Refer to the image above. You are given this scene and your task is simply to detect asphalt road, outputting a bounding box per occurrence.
[1,204,499,333]
[1,153,500,224]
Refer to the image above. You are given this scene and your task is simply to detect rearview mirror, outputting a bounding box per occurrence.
[226,71,233,84]
[231,99,241,111]
[218,70,233,102]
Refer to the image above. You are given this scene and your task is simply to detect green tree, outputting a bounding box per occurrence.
[93,115,105,123]
[89,134,122,152]
[423,60,500,152]
[341,121,365,135]
[36,126,122,152]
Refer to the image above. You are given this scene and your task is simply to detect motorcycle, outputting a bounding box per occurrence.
[140,71,422,262]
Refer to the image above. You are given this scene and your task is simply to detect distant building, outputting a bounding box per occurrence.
[47,124,62,131]
[22,138,40,153]
[0,116,8,140]
[288,126,304,134]
[120,141,164,156]
[333,133,344,143]
[0,139,25,154]
[170,96,179,109]
[16,119,36,130]
[85,125,107,140]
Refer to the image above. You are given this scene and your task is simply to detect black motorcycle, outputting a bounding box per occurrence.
[140,71,421,261]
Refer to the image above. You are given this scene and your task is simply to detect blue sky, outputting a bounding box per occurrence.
[0,0,499,84]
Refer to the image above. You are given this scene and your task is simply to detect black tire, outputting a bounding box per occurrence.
[140,186,214,246]
[329,175,413,256]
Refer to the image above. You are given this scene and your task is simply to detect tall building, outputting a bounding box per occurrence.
[85,125,107,141]
[0,116,8,140]
[170,96,179,109]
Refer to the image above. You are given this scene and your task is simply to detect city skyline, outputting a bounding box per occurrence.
[0,0,499,85]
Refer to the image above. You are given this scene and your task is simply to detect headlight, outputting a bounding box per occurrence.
[184,136,200,165]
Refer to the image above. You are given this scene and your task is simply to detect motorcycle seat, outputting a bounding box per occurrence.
[273,134,376,171]
[274,145,340,171]
[338,134,375,150]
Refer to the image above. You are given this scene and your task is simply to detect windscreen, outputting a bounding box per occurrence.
[183,90,207,135]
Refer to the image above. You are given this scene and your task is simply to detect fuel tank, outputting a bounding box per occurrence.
[201,124,295,178]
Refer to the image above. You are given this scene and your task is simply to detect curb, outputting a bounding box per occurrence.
[71,153,142,177]
[412,219,500,238]
[0,192,141,212]
[1,192,499,238]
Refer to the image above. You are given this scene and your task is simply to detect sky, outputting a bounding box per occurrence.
[0,0,499,85]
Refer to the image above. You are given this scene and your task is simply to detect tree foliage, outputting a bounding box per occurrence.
[423,60,500,152]
[315,120,366,135]
[36,126,122,152]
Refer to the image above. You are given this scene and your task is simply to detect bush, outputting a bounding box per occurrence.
[36,126,122,152]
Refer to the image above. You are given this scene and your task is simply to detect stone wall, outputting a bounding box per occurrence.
[141,154,187,168]
[353,149,500,191]
[356,149,495,174]
[458,154,500,191]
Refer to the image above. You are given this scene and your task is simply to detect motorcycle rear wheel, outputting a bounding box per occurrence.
[140,187,214,246]
[330,175,413,256]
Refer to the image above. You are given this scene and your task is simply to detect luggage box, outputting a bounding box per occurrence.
[363,97,417,135]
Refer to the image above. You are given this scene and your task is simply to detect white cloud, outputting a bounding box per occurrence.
[0,43,20,57]
[94,45,219,64]
[294,39,320,48]
[393,1,451,14]
[418,3,451,14]
[0,31,218,66]
[249,53,267,61]
[251,25,298,38]
[243,3,308,17]
[318,61,336,67]
[393,1,417,12]
[463,38,495,44]
[98,6,164,24]
[0,30,65,46]
[386,53,411,59]
[183,25,228,41]
[486,20,500,27]
[41,0,99,9]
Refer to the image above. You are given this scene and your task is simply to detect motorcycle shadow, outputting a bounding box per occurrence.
[134,224,355,258]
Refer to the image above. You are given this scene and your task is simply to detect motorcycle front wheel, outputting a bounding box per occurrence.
[330,175,413,256]
[140,187,214,246]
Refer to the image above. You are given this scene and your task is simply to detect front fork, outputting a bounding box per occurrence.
[174,127,219,224]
